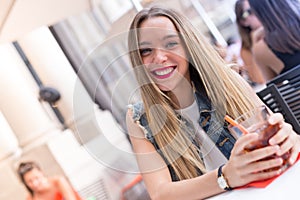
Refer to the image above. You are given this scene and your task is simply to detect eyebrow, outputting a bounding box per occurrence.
[139,34,179,47]
[139,41,151,47]
[163,34,179,40]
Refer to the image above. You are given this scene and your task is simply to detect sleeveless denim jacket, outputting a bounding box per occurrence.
[129,91,236,181]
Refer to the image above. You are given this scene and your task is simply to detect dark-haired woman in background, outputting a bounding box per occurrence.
[18,161,81,200]
[249,0,300,80]
[235,0,266,86]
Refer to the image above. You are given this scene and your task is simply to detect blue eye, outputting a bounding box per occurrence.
[166,42,178,49]
[140,48,152,56]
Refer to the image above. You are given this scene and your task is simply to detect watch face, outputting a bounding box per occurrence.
[217,176,228,189]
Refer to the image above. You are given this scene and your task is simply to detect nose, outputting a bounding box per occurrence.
[152,48,168,63]
[242,17,251,27]
[32,179,39,187]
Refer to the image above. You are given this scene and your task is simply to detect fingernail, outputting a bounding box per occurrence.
[276,149,282,156]
[273,145,280,149]
[276,168,282,175]
[278,158,283,164]
[289,157,295,164]
[269,138,276,145]
[275,145,281,153]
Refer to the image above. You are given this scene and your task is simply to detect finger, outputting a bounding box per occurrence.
[233,133,259,154]
[268,113,284,125]
[288,146,300,165]
[246,168,282,183]
[247,157,283,174]
[243,145,280,163]
[276,136,293,156]
[269,123,293,145]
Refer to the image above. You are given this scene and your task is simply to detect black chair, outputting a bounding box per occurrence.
[257,84,300,134]
[266,64,300,133]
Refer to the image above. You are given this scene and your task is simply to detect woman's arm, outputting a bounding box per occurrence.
[126,109,283,200]
[240,27,266,84]
[126,109,226,199]
[240,48,265,84]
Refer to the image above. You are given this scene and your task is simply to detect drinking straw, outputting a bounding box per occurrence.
[225,115,248,135]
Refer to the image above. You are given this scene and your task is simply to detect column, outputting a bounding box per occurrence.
[18,26,100,143]
[0,43,61,147]
[0,112,21,161]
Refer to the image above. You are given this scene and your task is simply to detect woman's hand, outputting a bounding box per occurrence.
[251,26,264,44]
[223,113,300,188]
[223,133,282,188]
[268,113,300,165]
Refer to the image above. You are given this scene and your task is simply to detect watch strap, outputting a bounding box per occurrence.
[218,164,232,191]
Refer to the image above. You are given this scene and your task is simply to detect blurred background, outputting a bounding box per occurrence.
[0,0,240,199]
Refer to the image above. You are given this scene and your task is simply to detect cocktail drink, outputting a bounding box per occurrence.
[229,106,290,171]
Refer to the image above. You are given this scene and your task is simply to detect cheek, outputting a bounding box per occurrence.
[175,52,188,66]
[24,177,32,187]
[253,17,262,26]
[141,58,154,73]
[241,19,250,26]
[175,47,188,61]
[25,181,32,187]
[141,56,153,66]
[26,181,36,190]
[177,57,189,77]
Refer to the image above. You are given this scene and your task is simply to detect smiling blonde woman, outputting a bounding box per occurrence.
[126,6,300,200]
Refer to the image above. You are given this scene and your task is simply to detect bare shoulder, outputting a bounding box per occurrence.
[50,176,69,187]
[126,107,158,156]
[51,175,64,182]
[252,39,267,55]
[252,40,284,74]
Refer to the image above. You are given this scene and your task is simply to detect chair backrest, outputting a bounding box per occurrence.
[78,179,110,200]
[267,64,300,86]
[266,64,300,132]
[257,84,300,134]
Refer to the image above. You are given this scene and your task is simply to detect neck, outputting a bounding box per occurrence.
[169,80,194,109]
[32,178,51,194]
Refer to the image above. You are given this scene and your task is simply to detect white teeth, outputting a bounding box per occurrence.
[154,68,173,76]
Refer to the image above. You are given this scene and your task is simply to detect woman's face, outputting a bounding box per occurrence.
[24,168,48,192]
[138,16,190,92]
[240,0,261,30]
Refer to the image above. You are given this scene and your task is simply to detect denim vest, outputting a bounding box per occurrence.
[130,91,236,181]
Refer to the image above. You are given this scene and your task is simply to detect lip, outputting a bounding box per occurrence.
[151,66,176,79]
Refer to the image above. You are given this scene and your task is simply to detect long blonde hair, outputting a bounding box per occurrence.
[128,6,261,180]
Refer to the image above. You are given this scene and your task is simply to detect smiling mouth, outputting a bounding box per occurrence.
[152,66,176,79]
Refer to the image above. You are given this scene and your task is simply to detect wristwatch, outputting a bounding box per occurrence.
[217,164,232,191]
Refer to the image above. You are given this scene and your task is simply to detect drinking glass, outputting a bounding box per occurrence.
[228,106,290,171]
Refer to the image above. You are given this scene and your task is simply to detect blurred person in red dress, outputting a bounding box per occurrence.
[18,161,81,200]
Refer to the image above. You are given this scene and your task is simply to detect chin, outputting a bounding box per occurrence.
[158,85,173,92]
